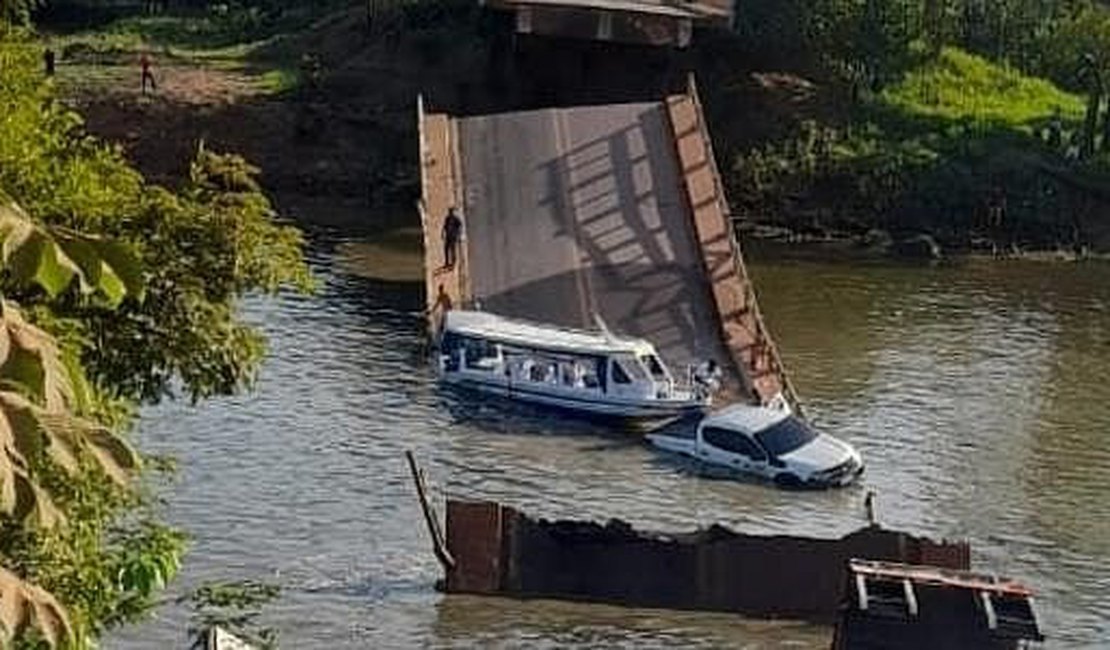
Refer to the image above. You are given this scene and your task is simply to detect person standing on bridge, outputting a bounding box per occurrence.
[693,359,722,399]
[442,208,464,271]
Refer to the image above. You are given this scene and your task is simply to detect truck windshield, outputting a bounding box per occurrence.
[754,416,819,457]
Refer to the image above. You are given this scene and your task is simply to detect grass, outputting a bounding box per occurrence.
[881,47,1086,130]
[42,5,339,102]
[725,46,1105,247]
[46,1,351,53]
[43,1,357,80]
[256,66,299,94]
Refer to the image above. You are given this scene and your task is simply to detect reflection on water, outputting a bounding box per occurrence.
[335,228,425,283]
[110,234,1110,648]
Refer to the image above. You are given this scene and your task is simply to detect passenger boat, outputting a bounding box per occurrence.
[436,310,710,421]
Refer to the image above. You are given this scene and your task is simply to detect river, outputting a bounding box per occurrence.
[109,230,1110,649]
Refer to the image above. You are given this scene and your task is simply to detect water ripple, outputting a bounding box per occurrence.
[108,243,1110,649]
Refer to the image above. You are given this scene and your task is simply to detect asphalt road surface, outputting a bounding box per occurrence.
[458,102,734,383]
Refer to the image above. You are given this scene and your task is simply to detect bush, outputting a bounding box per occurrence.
[725,47,1102,248]
[882,48,1085,129]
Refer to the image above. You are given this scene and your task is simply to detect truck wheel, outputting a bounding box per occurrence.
[774,473,802,489]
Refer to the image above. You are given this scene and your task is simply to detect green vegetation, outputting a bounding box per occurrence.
[3,0,1108,640]
[882,48,1084,128]
[43,0,351,50]
[719,0,1110,253]
[0,21,310,648]
[180,579,282,649]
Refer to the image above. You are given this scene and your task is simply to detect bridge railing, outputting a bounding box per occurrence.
[682,74,804,415]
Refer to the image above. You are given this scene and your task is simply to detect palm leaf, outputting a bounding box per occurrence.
[0,566,74,648]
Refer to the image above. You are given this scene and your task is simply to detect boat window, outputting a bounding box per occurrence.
[702,426,768,461]
[754,416,819,457]
[560,362,576,386]
[560,360,600,390]
[614,356,649,382]
[611,360,632,384]
[441,333,462,372]
[538,362,558,383]
[526,360,546,382]
[640,354,668,380]
[464,339,499,371]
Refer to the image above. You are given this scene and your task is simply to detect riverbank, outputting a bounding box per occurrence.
[44,2,488,231]
[43,2,1110,255]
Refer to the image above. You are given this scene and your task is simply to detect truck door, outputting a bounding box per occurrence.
[701,426,770,476]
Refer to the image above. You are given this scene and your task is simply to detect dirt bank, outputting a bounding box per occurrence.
[59,5,1110,256]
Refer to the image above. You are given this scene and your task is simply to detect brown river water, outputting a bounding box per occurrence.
[110,231,1109,649]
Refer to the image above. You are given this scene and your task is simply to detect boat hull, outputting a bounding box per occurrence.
[440,372,706,421]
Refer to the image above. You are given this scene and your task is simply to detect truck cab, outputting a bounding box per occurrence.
[649,403,864,488]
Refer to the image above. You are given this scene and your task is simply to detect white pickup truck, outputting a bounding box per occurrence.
[647,402,864,488]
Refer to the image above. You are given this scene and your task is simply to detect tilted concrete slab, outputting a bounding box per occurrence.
[457,101,738,391]
[420,85,796,408]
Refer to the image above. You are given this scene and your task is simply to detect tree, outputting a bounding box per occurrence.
[0,198,146,648]
[0,31,309,646]
[0,0,42,27]
[1079,52,1103,158]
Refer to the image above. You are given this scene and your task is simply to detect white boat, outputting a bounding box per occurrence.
[436,310,710,421]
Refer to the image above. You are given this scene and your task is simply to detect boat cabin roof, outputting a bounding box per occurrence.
[443,310,654,357]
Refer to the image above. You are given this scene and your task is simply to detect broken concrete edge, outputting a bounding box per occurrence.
[441,498,974,624]
[447,497,965,549]
[836,559,1045,647]
[482,0,734,23]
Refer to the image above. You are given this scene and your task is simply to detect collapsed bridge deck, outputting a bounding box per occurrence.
[419,82,794,406]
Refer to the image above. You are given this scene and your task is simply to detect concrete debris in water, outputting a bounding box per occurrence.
[833,560,1044,649]
[441,499,970,623]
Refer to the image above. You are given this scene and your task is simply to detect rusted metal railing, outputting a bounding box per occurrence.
[683,74,804,415]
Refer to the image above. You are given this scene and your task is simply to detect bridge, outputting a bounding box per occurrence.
[418,78,797,407]
[481,0,734,47]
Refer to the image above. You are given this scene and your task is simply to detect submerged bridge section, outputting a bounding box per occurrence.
[419,81,795,406]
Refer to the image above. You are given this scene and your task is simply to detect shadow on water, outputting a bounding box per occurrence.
[438,383,653,444]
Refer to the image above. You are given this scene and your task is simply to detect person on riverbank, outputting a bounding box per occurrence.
[987,185,1007,256]
[139,51,157,94]
[43,47,56,77]
[442,208,464,270]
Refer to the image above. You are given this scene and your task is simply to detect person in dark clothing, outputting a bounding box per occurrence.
[442,208,463,270]
[140,51,157,94]
[43,48,56,76]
